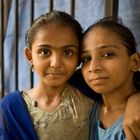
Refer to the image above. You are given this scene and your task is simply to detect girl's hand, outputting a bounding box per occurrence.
[123,92,140,140]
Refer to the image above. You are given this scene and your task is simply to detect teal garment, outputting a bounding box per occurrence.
[89,100,127,140]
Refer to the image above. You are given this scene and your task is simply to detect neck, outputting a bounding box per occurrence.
[34,81,67,101]
[28,82,67,111]
[101,84,136,111]
[99,85,137,129]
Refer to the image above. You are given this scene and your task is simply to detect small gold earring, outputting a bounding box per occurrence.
[29,62,34,72]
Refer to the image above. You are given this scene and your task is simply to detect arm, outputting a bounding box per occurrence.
[123,92,140,140]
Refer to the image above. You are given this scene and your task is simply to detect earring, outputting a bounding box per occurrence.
[29,62,34,72]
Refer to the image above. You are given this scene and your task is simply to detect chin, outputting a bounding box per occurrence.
[89,86,108,95]
[45,80,67,87]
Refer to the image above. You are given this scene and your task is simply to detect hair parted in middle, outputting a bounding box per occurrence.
[25,10,83,50]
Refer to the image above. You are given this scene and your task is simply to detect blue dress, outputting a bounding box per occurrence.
[89,100,127,140]
[0,91,38,140]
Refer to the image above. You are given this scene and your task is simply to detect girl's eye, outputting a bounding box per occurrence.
[64,50,73,56]
[39,49,50,56]
[102,52,114,57]
[81,56,91,64]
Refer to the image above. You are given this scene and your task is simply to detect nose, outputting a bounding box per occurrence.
[50,53,61,69]
[88,59,102,73]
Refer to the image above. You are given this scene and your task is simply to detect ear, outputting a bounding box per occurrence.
[24,47,32,63]
[130,53,140,72]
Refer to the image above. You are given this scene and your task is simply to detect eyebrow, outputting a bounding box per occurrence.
[82,45,117,54]
[37,44,78,49]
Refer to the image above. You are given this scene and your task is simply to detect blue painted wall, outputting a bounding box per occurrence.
[2,0,140,94]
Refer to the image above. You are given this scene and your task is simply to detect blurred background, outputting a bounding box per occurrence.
[0,0,140,98]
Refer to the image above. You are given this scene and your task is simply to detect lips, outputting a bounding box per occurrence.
[46,72,65,79]
[48,73,64,75]
[89,77,109,85]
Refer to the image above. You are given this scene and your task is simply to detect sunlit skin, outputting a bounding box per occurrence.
[24,24,79,111]
[81,27,139,128]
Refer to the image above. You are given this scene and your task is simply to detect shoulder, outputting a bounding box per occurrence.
[67,84,95,107]
[0,90,22,108]
[0,91,22,129]
[66,85,95,120]
[0,90,28,126]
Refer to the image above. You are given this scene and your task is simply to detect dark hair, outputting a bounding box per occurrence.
[25,10,83,50]
[84,17,137,55]
[83,17,140,89]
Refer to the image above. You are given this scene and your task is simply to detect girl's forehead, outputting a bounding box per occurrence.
[87,27,115,36]
[83,27,120,43]
[36,25,78,38]
[39,23,72,30]
[35,24,77,37]
[82,27,128,52]
[32,24,79,49]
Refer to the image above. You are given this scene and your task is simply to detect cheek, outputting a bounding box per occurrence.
[67,60,78,72]
[33,61,49,73]
[33,64,43,74]
[108,61,131,82]
[68,56,79,66]
[81,66,88,80]
[114,60,130,71]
